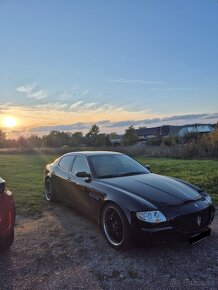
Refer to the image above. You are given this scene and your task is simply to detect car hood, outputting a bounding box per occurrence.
[100,173,201,206]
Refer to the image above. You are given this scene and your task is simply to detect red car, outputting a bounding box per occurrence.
[0,177,15,249]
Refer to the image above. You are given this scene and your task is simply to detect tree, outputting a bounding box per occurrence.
[17,136,28,148]
[43,131,71,147]
[95,133,112,146]
[109,132,119,139]
[209,127,218,155]
[105,134,112,146]
[71,132,83,146]
[28,135,43,147]
[122,125,138,146]
[0,130,6,148]
[85,124,100,146]
[5,138,17,148]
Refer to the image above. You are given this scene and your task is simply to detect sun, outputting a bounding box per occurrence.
[3,116,17,128]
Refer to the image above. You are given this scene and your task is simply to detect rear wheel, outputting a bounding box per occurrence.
[1,230,14,250]
[101,203,130,250]
[45,178,54,201]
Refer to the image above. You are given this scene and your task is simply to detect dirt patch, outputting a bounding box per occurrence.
[0,204,218,289]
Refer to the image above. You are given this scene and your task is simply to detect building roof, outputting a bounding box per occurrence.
[178,125,215,137]
[136,125,170,137]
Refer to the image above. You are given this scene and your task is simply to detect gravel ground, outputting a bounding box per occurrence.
[0,204,217,290]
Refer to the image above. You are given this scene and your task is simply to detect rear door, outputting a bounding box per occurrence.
[51,155,75,202]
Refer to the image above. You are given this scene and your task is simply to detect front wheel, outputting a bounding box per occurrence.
[44,178,54,202]
[101,203,130,250]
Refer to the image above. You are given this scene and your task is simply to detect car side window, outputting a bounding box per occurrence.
[58,156,75,171]
[72,156,90,174]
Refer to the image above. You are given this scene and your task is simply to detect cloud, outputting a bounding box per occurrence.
[97,120,110,125]
[16,84,47,99]
[70,101,84,110]
[106,78,166,85]
[16,85,33,94]
[34,102,70,111]
[147,87,199,91]
[15,83,150,115]
[161,114,208,122]
[105,113,218,128]
[2,96,218,137]
[58,87,91,102]
[105,79,199,91]
[30,122,92,132]
[201,113,218,120]
[27,113,218,134]
[106,120,144,128]
[33,101,131,114]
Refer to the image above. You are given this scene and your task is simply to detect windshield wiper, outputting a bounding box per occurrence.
[98,172,146,179]
[98,174,121,179]
[119,171,145,177]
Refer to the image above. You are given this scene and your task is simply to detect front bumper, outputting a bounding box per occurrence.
[132,224,212,245]
[131,204,215,245]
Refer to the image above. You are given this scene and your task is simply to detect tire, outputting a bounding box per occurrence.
[1,230,14,250]
[101,203,130,250]
[44,178,54,202]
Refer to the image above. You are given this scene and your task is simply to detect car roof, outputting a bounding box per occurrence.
[62,151,122,157]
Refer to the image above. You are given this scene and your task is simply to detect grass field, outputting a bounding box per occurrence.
[0,154,217,216]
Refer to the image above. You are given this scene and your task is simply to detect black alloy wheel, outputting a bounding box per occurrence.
[102,203,130,249]
[45,178,54,201]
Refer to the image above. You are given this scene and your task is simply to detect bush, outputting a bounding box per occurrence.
[146,139,162,146]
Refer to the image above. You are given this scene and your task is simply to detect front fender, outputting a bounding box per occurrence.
[94,180,157,226]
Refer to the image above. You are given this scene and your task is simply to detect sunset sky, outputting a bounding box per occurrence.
[0,0,218,138]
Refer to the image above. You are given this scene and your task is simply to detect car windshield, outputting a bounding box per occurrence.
[90,154,149,178]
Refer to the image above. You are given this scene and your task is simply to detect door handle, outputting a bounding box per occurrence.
[66,177,71,181]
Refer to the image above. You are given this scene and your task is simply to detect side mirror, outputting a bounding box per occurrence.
[144,165,151,172]
[76,171,91,178]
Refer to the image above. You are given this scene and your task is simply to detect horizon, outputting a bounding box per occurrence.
[3,119,218,140]
[1,1,218,138]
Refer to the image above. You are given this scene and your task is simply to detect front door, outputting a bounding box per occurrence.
[65,156,96,216]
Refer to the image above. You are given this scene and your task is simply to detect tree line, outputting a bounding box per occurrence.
[0,124,138,148]
[1,123,218,158]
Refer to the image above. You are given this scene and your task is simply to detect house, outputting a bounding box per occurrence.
[136,125,171,141]
[178,125,215,138]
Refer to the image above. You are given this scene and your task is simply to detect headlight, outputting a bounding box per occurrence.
[204,195,213,205]
[136,210,167,223]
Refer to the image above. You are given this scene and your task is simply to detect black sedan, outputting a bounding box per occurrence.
[44,151,215,249]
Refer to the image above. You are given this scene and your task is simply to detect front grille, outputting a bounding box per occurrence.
[173,207,211,233]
